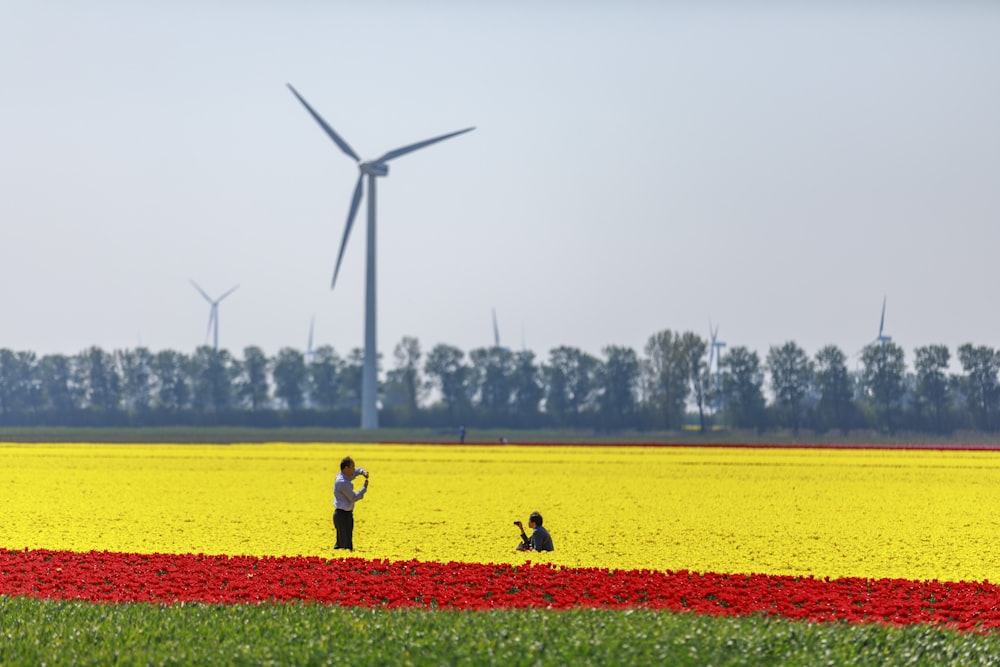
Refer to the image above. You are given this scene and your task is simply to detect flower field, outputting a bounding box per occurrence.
[5,549,1000,632]
[3,442,1000,631]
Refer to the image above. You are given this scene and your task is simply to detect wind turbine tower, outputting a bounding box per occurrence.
[287,84,474,429]
[190,281,239,351]
[708,322,726,393]
[492,308,501,348]
[306,316,316,364]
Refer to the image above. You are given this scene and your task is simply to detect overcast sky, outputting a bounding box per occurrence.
[3,2,998,371]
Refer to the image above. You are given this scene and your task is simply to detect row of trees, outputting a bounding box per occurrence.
[0,332,998,434]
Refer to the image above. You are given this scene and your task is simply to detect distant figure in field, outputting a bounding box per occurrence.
[459,425,466,443]
[514,511,554,552]
[333,456,369,551]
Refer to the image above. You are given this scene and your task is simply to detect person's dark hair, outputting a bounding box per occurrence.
[340,457,354,471]
[529,511,543,526]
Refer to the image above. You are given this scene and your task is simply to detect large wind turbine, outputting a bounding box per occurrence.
[287,83,474,429]
[190,281,239,351]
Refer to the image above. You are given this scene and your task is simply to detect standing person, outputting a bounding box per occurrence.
[459,425,466,443]
[514,511,554,552]
[333,456,369,551]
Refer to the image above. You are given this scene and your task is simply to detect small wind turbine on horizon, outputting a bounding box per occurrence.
[306,316,316,364]
[853,296,893,375]
[874,296,892,346]
[492,308,501,348]
[708,322,726,395]
[287,83,474,429]
[304,315,317,409]
[190,280,239,351]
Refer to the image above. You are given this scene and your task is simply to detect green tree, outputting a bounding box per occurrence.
[37,354,79,415]
[190,346,236,412]
[383,337,423,419]
[859,342,906,434]
[511,350,544,423]
[642,330,690,430]
[272,347,307,411]
[957,343,1000,431]
[542,346,600,426]
[117,347,153,412]
[469,346,516,421]
[719,346,766,431]
[813,345,854,434]
[424,344,471,420]
[308,345,342,410]
[679,332,709,432]
[598,345,640,429]
[338,348,367,411]
[0,349,37,417]
[151,350,191,411]
[76,346,121,412]
[237,346,271,410]
[766,341,814,434]
[913,344,952,434]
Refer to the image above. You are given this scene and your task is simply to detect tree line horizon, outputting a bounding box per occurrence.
[0,330,998,435]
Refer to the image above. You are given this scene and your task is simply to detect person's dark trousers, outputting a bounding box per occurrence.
[333,509,354,550]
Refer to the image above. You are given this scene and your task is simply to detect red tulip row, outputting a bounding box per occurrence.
[2,548,999,631]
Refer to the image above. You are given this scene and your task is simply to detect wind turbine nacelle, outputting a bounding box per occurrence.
[360,161,389,177]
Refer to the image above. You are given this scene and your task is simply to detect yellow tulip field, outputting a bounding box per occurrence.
[4,442,1000,583]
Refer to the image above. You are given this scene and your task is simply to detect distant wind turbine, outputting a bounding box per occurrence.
[492,308,501,348]
[708,322,726,399]
[190,281,238,351]
[304,315,317,409]
[306,315,316,364]
[287,83,474,429]
[874,296,892,346]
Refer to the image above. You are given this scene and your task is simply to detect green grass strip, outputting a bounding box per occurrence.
[2,596,999,666]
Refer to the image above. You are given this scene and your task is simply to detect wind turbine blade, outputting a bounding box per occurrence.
[205,307,216,343]
[879,296,886,338]
[308,316,315,355]
[375,127,475,163]
[218,285,239,302]
[708,322,718,369]
[492,308,500,347]
[332,173,365,289]
[286,84,361,162]
[190,280,213,304]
